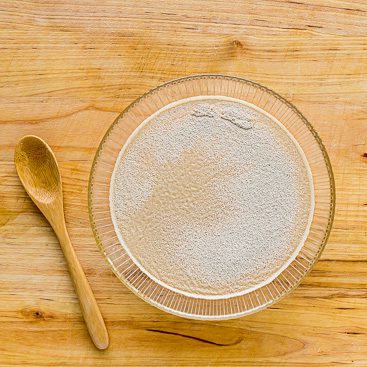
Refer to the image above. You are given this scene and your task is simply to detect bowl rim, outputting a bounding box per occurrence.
[88,73,336,320]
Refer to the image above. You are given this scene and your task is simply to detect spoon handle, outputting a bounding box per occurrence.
[57,226,109,350]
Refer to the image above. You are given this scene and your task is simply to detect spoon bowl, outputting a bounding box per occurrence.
[15,135,61,204]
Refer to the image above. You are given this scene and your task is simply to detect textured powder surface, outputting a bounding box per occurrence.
[110,97,313,298]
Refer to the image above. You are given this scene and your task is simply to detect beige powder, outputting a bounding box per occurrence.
[110,97,313,298]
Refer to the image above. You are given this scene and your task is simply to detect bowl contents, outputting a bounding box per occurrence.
[110,96,313,298]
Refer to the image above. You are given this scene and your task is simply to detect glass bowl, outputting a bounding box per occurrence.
[88,74,335,320]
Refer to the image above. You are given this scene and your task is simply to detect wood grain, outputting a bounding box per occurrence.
[0,0,366,365]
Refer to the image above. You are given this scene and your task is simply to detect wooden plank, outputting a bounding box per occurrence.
[0,0,366,365]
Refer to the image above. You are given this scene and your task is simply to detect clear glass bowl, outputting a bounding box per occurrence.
[88,75,335,320]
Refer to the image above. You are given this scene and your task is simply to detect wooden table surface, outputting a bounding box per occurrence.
[1,1,367,366]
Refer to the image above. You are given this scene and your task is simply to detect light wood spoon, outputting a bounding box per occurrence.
[14,135,109,350]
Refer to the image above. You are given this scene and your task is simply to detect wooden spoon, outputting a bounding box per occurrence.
[14,135,109,350]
